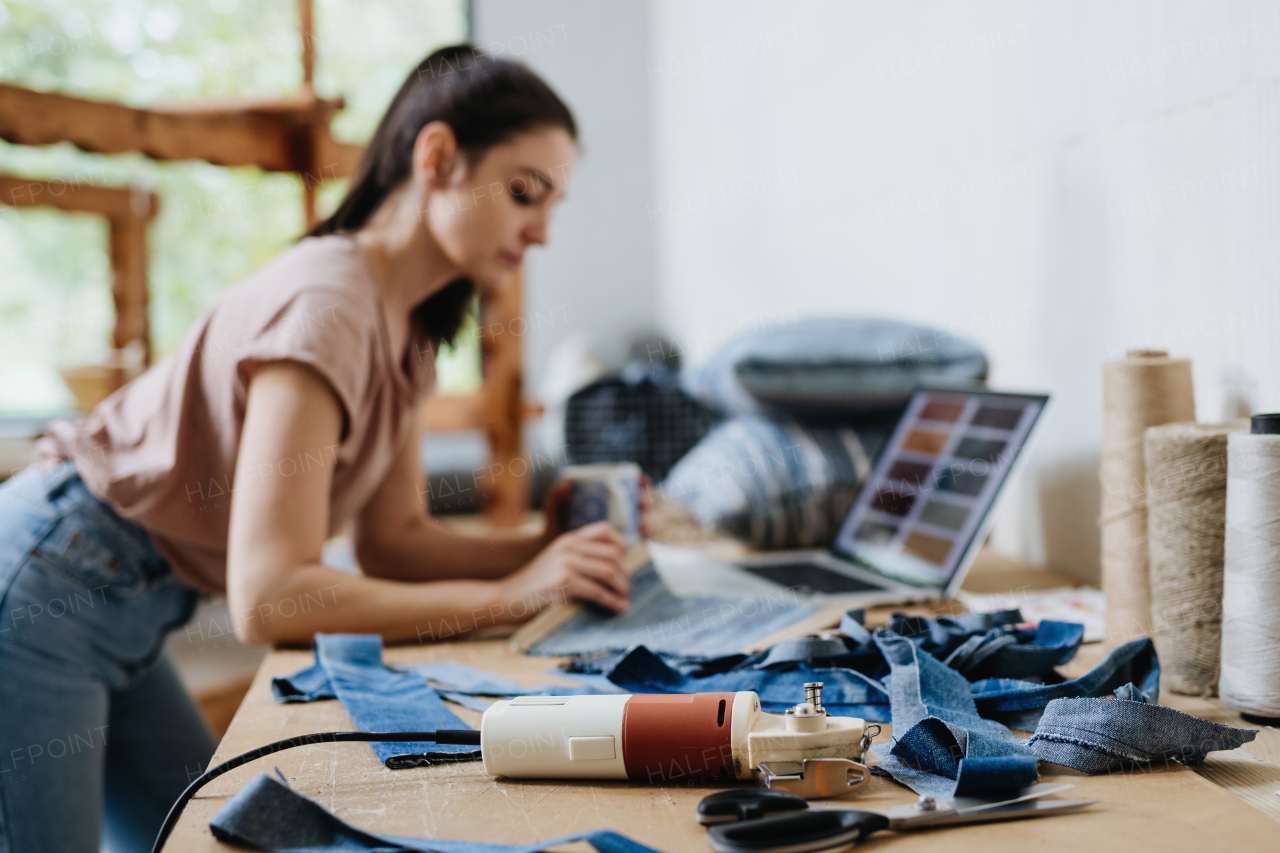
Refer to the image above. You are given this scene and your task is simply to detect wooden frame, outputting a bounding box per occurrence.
[0,174,158,367]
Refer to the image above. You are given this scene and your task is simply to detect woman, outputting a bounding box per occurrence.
[0,45,630,853]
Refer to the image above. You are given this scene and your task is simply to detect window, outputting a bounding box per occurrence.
[0,0,474,414]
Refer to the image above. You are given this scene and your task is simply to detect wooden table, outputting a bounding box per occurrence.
[162,551,1280,852]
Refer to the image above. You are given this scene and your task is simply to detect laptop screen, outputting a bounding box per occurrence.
[831,389,1048,589]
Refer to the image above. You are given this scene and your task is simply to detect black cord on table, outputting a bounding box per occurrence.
[150,729,482,853]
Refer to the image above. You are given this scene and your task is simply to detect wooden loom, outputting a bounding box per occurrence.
[0,1,536,525]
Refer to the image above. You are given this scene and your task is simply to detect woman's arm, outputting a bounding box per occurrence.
[226,361,628,646]
[352,430,547,580]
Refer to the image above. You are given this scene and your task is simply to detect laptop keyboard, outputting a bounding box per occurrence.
[737,562,886,594]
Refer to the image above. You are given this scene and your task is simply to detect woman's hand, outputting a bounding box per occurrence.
[496,521,631,617]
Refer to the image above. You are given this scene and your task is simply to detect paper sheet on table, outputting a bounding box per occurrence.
[958,586,1106,643]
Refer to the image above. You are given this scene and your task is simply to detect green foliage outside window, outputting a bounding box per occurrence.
[0,0,476,415]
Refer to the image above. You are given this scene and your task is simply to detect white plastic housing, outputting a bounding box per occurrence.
[481,694,631,779]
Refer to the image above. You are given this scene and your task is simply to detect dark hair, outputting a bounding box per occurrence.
[310,45,577,344]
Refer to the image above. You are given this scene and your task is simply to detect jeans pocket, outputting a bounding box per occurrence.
[29,511,150,597]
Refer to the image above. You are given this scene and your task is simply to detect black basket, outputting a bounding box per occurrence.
[564,368,720,482]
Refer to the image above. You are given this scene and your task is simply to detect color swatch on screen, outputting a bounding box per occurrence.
[902,429,949,454]
[833,389,1047,589]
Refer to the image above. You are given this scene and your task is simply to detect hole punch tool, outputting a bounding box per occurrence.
[696,784,1098,852]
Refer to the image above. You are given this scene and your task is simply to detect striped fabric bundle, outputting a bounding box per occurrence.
[660,415,870,549]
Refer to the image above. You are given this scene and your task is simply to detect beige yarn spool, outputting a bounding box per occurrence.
[1145,420,1245,695]
[1100,350,1195,646]
[1219,431,1280,717]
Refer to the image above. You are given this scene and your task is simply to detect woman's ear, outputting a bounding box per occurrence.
[412,121,460,189]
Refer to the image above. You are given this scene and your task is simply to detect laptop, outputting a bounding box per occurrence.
[650,388,1049,608]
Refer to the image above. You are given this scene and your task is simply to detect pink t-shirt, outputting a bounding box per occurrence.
[39,235,434,593]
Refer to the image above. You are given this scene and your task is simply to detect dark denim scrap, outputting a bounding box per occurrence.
[605,645,891,720]
[972,638,1161,730]
[211,773,666,853]
[945,620,1084,681]
[1028,696,1258,774]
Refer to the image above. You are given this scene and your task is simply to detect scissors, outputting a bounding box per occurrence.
[696,784,1098,853]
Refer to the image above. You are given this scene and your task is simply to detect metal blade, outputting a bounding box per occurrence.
[885,783,1076,824]
[951,782,1078,814]
[889,797,1099,830]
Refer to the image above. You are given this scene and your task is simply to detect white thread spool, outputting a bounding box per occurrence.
[1219,418,1280,718]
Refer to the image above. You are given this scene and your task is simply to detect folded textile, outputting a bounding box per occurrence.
[525,561,818,658]
[272,635,481,768]
[867,632,1258,795]
[212,773,666,853]
[1028,694,1257,774]
[871,632,1038,798]
[972,637,1160,731]
[680,316,988,418]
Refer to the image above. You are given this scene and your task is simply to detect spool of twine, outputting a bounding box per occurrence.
[1100,350,1195,647]
[1219,420,1280,718]
[1145,420,1245,695]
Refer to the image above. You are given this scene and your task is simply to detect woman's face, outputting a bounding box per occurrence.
[424,126,578,295]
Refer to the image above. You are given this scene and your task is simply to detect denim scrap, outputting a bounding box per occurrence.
[211,773,667,853]
[883,610,1025,656]
[604,645,891,720]
[273,656,623,715]
[972,638,1161,731]
[944,620,1084,681]
[1028,696,1258,774]
[837,609,872,644]
[871,632,1038,798]
[408,660,622,697]
[275,635,481,768]
[752,636,851,668]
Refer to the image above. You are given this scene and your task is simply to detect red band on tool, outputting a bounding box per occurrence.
[621,692,736,784]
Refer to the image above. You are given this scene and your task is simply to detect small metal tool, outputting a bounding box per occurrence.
[758,758,871,799]
[803,682,825,714]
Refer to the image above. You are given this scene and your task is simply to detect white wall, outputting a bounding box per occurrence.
[473,0,658,381]
[649,1,1280,582]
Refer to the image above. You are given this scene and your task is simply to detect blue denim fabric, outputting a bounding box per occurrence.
[602,646,892,720]
[407,661,624,711]
[275,610,1257,797]
[1028,695,1257,773]
[274,656,624,713]
[871,633,1038,798]
[274,635,482,768]
[0,463,213,853]
[972,638,1161,731]
[526,562,818,658]
[211,773,666,853]
[559,610,1084,724]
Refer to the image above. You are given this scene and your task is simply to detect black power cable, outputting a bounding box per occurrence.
[151,728,482,853]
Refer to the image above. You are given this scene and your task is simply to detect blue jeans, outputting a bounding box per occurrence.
[0,463,214,853]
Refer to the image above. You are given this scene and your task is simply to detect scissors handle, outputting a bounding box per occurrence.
[707,809,891,853]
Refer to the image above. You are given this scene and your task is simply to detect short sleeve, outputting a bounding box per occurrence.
[234,285,376,431]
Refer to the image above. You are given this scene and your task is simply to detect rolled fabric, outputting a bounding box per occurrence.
[1099,350,1195,647]
[1145,420,1245,695]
